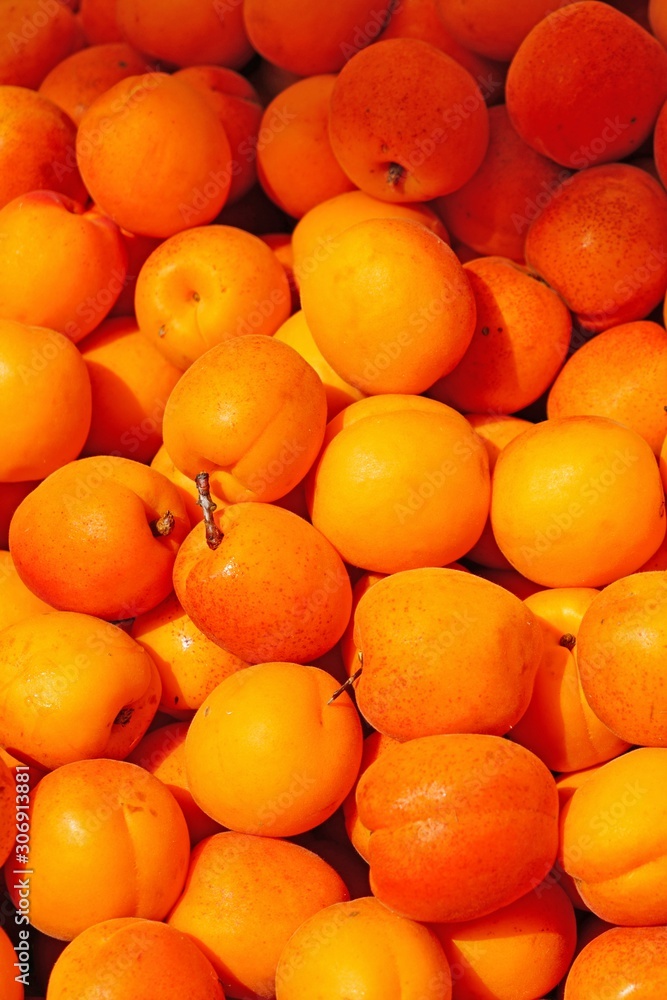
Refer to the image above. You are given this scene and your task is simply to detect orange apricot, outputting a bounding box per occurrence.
[150,445,203,527]
[0,611,160,771]
[135,226,291,370]
[342,731,397,861]
[0,86,86,210]
[275,896,452,1000]
[559,747,667,924]
[167,831,349,998]
[79,0,124,44]
[554,764,603,912]
[654,94,667,188]
[0,0,81,89]
[432,883,577,1000]
[340,571,386,677]
[242,0,393,76]
[563,926,667,999]
[257,75,355,219]
[3,758,190,940]
[0,925,23,1000]
[76,73,233,238]
[174,66,262,204]
[162,336,326,503]
[429,255,572,413]
[300,217,475,395]
[510,589,630,772]
[352,567,543,741]
[306,395,490,573]
[9,456,190,621]
[490,416,666,587]
[328,38,489,201]
[185,661,362,836]
[127,722,222,844]
[0,319,91,482]
[0,550,52,631]
[47,917,225,1000]
[434,0,565,61]
[435,104,571,261]
[173,502,352,664]
[79,316,181,463]
[0,192,128,343]
[357,734,558,922]
[38,43,150,125]
[547,320,667,456]
[116,0,253,69]
[506,2,667,168]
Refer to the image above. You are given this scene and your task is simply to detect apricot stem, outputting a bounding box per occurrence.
[559,633,576,651]
[150,510,175,537]
[387,162,405,186]
[195,472,223,550]
[328,665,363,705]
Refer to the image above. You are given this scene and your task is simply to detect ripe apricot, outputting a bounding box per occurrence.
[0,611,160,770]
[47,917,225,1000]
[39,43,150,125]
[4,758,190,939]
[548,321,667,456]
[173,502,352,664]
[434,0,565,61]
[116,0,253,69]
[79,0,123,43]
[0,758,14,868]
[554,765,603,912]
[135,226,291,370]
[0,0,81,89]
[242,0,393,76]
[506,2,667,168]
[525,163,667,331]
[76,73,233,238]
[654,94,667,189]
[0,320,91,482]
[342,732,397,860]
[257,75,355,219]
[300,217,475,395]
[559,747,667,924]
[329,38,489,201]
[429,255,572,413]
[0,924,22,1000]
[358,734,558,922]
[490,416,666,587]
[340,571,386,677]
[128,722,222,844]
[0,86,86,210]
[510,589,630,772]
[9,456,190,620]
[162,336,325,503]
[167,831,349,998]
[352,567,542,740]
[563,925,667,998]
[432,883,577,1000]
[306,395,490,573]
[150,445,203,526]
[131,592,247,718]
[436,105,571,261]
[275,896,452,1000]
[0,551,52,631]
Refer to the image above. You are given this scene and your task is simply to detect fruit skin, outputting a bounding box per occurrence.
[563,925,667,999]
[0,924,23,1000]
[357,733,559,923]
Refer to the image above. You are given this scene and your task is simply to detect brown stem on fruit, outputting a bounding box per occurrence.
[195,471,223,550]
[150,510,175,537]
[113,707,134,726]
[328,664,363,705]
[387,162,405,186]
[559,633,576,651]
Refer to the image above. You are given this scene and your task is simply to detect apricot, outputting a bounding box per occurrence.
[559,747,667,924]
[3,758,190,939]
[162,336,326,503]
[47,918,225,1000]
[329,38,489,201]
[524,164,667,331]
[0,0,81,89]
[352,567,543,741]
[76,73,233,238]
[432,883,577,1000]
[340,571,386,677]
[563,926,667,998]
[79,0,124,43]
[135,226,291,370]
[507,1,667,167]
[0,758,14,868]
[342,731,399,860]
[0,611,160,770]
[0,551,52,631]
[434,0,565,61]
[150,445,203,527]
[173,502,352,664]
[510,589,630,773]
[300,217,475,395]
[9,456,190,621]
[306,395,490,573]
[275,896,452,1000]
[490,416,666,587]
[0,925,23,1000]
[0,319,91,482]
[357,734,558,922]
[167,831,349,998]
[128,722,222,844]
[39,43,151,125]
[554,765,603,912]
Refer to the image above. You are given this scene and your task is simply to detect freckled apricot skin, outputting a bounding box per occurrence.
[563,925,667,999]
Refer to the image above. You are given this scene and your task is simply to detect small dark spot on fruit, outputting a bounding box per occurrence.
[174,696,179,704]
[481,326,490,336]
[114,707,133,726]
[192,291,201,302]
[158,325,166,338]
[559,633,576,651]
[125,804,142,813]
[497,327,503,332]
[204,706,211,717]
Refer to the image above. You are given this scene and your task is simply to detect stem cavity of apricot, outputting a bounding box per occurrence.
[150,510,175,538]
[386,161,406,187]
[559,633,576,651]
[195,471,223,550]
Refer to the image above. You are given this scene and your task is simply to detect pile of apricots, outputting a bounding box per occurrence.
[3,0,667,997]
